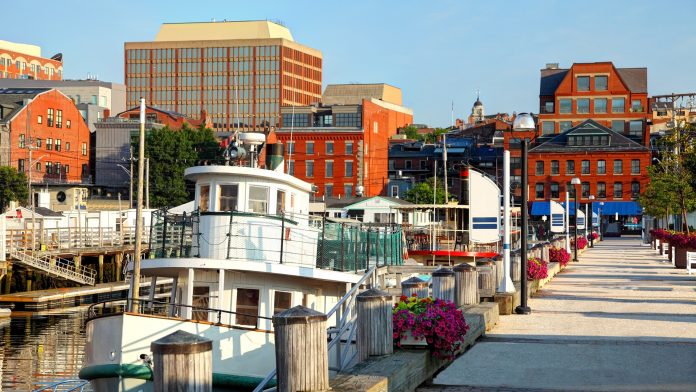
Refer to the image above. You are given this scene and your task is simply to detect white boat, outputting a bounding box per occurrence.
[80,134,402,391]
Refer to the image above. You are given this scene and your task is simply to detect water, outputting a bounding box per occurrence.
[0,308,89,391]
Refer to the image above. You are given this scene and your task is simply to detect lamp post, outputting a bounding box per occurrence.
[599,202,604,240]
[588,195,595,248]
[571,177,581,262]
[541,215,547,241]
[513,113,534,315]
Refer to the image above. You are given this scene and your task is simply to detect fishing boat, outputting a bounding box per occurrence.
[80,133,403,391]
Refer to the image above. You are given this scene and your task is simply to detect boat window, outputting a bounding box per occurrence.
[199,184,210,213]
[235,288,259,327]
[249,186,269,214]
[192,286,210,321]
[219,184,239,212]
[276,190,286,215]
[273,291,292,315]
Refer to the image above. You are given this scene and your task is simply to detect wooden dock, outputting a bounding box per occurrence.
[0,277,173,310]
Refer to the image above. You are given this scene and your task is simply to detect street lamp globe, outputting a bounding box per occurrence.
[570,177,581,185]
[513,113,535,131]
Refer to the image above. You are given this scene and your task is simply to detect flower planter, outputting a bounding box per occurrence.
[398,331,428,347]
[668,243,673,263]
[674,247,695,269]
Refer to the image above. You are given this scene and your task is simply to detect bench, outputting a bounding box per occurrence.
[687,252,696,275]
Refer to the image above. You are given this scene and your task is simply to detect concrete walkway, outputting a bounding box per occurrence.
[427,237,696,391]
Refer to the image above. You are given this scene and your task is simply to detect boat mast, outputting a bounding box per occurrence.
[130,98,146,313]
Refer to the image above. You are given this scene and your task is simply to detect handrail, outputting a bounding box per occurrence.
[32,379,91,392]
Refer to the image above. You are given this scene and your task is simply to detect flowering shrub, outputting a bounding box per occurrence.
[650,229,671,241]
[662,232,696,248]
[549,247,570,267]
[571,236,588,250]
[527,257,549,281]
[393,295,469,360]
[588,232,599,241]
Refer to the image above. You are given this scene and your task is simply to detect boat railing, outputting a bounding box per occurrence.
[252,266,377,392]
[31,379,91,392]
[87,298,272,330]
[403,226,500,253]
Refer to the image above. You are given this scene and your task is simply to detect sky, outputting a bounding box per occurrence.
[5,0,696,127]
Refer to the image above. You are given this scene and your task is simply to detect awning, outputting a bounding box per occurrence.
[530,201,551,216]
[531,201,641,216]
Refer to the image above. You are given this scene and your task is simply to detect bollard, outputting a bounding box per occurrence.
[273,306,329,392]
[511,254,521,283]
[476,259,496,298]
[432,268,455,302]
[151,330,213,392]
[453,263,478,306]
[357,288,393,361]
[401,276,429,298]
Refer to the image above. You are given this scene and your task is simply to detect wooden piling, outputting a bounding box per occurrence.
[4,265,12,294]
[98,255,104,283]
[273,305,329,392]
[357,288,393,362]
[432,267,455,302]
[453,263,478,306]
[151,330,212,392]
[114,253,122,281]
[401,276,428,298]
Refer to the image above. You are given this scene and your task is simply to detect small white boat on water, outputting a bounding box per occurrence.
[80,133,403,391]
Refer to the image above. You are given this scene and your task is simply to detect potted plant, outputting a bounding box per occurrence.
[393,294,469,360]
[549,247,570,268]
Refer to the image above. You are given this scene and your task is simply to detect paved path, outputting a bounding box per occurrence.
[427,237,696,391]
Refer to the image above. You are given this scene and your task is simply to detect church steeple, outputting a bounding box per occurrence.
[471,90,484,122]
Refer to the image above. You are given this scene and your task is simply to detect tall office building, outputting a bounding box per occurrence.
[0,39,63,80]
[124,20,322,133]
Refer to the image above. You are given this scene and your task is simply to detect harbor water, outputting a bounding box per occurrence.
[0,308,88,391]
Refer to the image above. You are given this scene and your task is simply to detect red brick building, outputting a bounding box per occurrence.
[116,105,212,129]
[0,40,63,80]
[0,88,91,184]
[276,84,413,197]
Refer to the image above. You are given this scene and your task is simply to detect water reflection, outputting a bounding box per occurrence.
[0,308,87,391]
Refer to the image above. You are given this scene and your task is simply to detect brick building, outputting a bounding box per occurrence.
[124,20,322,133]
[276,84,413,198]
[0,88,91,184]
[0,39,63,80]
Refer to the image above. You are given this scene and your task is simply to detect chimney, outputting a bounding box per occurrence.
[103,109,110,119]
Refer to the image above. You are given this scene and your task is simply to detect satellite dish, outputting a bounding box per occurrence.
[238,132,266,146]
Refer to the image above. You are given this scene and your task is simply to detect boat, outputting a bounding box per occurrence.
[80,133,403,391]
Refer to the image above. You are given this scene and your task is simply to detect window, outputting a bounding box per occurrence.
[631,99,642,112]
[613,160,623,174]
[18,159,25,173]
[536,161,544,175]
[611,120,624,133]
[614,182,623,199]
[335,112,362,127]
[577,99,590,114]
[66,120,71,129]
[581,182,590,198]
[287,160,294,175]
[560,121,572,131]
[551,160,559,175]
[81,143,87,156]
[276,190,286,215]
[56,110,63,128]
[535,183,544,199]
[55,162,61,176]
[629,121,643,137]
[55,139,61,152]
[597,160,606,174]
[90,95,98,105]
[64,165,69,173]
[595,76,608,91]
[559,99,572,114]
[344,184,353,197]
[511,157,521,170]
[36,138,42,148]
[287,141,295,155]
[631,181,640,198]
[325,141,334,155]
[65,142,70,151]
[306,141,314,155]
[577,76,590,91]
[581,160,590,174]
[542,121,555,135]
[100,95,107,106]
[82,164,88,175]
[345,141,353,155]
[550,182,559,199]
[46,138,53,151]
[594,98,607,113]
[273,291,292,315]
[219,184,239,212]
[35,162,41,172]
[631,159,640,174]
[390,185,399,198]
[612,98,625,113]
[199,185,210,212]
[544,101,554,113]
[19,134,25,148]
[47,109,54,126]
[325,184,333,197]
[235,288,259,327]
[420,160,427,170]
[325,161,333,177]
[248,186,269,214]
[345,161,353,177]
[46,162,52,175]
[567,182,576,198]
[306,161,314,177]
[566,160,575,175]
[597,182,606,198]
[37,115,42,124]
[405,160,412,170]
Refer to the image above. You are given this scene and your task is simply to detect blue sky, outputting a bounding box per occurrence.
[6,0,695,126]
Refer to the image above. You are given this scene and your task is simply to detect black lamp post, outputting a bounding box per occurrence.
[599,202,604,241]
[513,113,534,315]
[571,177,581,262]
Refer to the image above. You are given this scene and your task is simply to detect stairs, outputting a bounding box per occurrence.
[9,250,96,285]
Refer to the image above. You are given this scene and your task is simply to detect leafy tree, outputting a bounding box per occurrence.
[0,166,28,212]
[404,177,455,204]
[401,125,420,140]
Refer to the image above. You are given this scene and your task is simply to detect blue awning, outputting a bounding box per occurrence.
[531,201,641,216]
[530,201,550,216]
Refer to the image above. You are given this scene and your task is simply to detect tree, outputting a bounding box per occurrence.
[404,177,454,204]
[401,125,420,140]
[0,166,28,212]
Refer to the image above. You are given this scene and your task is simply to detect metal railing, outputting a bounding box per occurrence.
[403,226,499,253]
[252,266,377,392]
[32,379,91,392]
[10,250,96,285]
[6,226,148,252]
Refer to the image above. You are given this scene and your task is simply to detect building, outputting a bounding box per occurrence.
[0,79,126,132]
[0,40,63,80]
[275,83,413,198]
[538,62,650,146]
[124,20,322,133]
[116,105,211,129]
[528,119,650,224]
[649,93,696,134]
[318,196,429,225]
[0,88,92,185]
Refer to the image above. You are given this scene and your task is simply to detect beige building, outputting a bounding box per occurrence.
[322,83,403,106]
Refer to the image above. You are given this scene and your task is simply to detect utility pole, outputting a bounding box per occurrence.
[129,147,134,209]
[130,98,146,313]
[145,158,149,209]
[27,105,36,251]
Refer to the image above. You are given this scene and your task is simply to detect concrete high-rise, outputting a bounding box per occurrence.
[124,20,322,134]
